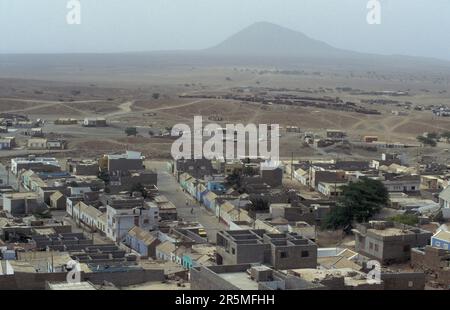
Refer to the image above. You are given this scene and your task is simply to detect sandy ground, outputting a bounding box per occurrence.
[0,64,449,162]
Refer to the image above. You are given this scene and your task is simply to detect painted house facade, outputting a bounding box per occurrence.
[124,226,161,258]
[106,202,159,242]
[439,187,450,219]
[155,240,176,262]
[196,183,208,203]
[203,192,217,212]
[431,230,450,250]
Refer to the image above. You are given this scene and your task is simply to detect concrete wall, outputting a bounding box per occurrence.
[271,243,317,269]
[217,242,267,265]
[190,265,249,290]
[3,197,40,215]
[0,269,164,290]
[411,246,450,286]
[74,164,99,176]
[108,158,143,173]
[356,230,432,264]
[84,269,164,286]
[381,272,425,290]
[50,196,66,210]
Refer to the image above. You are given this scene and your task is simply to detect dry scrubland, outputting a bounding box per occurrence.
[0,64,449,161]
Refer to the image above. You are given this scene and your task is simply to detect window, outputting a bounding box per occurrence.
[374,244,379,252]
[435,241,441,247]
[301,251,309,258]
[280,251,288,258]
[231,248,236,255]
[369,242,374,250]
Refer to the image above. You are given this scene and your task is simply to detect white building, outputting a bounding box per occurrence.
[317,182,348,198]
[294,168,309,186]
[0,137,14,150]
[72,202,103,231]
[10,156,60,175]
[439,187,450,219]
[66,196,84,217]
[382,174,421,193]
[68,186,92,197]
[106,201,159,242]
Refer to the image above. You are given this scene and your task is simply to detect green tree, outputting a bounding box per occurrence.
[417,135,437,147]
[323,178,388,230]
[125,127,138,136]
[389,214,419,226]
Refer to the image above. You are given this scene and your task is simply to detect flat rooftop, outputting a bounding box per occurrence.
[218,272,259,290]
[48,282,96,290]
[291,268,368,286]
[367,227,424,237]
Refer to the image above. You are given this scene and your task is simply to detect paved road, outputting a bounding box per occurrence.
[146,161,227,244]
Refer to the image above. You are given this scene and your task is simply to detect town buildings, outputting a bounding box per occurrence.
[11,156,61,175]
[353,221,432,264]
[216,229,317,269]
[106,201,159,242]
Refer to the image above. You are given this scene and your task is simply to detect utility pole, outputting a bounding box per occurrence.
[291,152,294,180]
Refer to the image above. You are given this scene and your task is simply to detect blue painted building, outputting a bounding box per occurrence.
[124,226,160,258]
[207,180,226,194]
[182,253,194,269]
[431,230,450,250]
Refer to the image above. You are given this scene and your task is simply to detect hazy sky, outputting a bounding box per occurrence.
[1,0,449,60]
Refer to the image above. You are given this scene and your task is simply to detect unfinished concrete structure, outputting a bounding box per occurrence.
[190,264,324,290]
[216,229,317,269]
[66,159,99,176]
[31,233,138,266]
[3,192,42,215]
[353,221,432,264]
